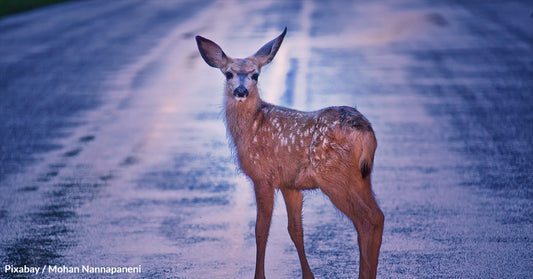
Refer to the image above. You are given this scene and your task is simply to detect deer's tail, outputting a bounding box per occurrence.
[359,131,377,179]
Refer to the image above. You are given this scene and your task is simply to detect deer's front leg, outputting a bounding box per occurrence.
[281,189,314,279]
[254,181,275,279]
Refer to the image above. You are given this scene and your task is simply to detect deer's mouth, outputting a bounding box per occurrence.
[233,85,249,101]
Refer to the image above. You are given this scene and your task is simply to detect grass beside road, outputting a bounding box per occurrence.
[0,0,70,17]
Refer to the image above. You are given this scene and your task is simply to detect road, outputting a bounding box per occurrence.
[1,0,532,278]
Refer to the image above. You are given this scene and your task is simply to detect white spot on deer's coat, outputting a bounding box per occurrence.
[322,138,329,148]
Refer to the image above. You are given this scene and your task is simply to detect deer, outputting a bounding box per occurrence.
[196,27,384,279]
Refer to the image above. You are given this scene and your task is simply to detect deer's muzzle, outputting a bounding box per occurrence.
[233,85,249,100]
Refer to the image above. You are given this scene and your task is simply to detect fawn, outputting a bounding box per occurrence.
[196,28,384,279]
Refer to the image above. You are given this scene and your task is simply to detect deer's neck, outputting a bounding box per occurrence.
[224,89,263,149]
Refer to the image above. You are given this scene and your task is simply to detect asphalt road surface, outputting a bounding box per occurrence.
[1,1,532,278]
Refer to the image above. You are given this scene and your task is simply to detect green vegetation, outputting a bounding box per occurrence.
[0,0,70,17]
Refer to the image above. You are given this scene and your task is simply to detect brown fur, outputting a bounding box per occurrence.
[197,28,383,279]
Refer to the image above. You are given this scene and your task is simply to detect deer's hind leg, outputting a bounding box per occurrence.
[318,177,384,279]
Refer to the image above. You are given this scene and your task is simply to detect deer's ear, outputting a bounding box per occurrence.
[253,27,287,67]
[196,36,229,69]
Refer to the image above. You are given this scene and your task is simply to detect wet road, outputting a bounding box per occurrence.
[1,0,532,278]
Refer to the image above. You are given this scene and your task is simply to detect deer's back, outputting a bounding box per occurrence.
[237,103,375,189]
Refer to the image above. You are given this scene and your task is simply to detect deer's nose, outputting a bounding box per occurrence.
[233,85,249,99]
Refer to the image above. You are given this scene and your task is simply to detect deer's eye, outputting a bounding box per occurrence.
[251,73,259,81]
[225,72,234,80]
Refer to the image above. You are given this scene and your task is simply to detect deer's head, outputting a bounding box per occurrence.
[196,28,287,102]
